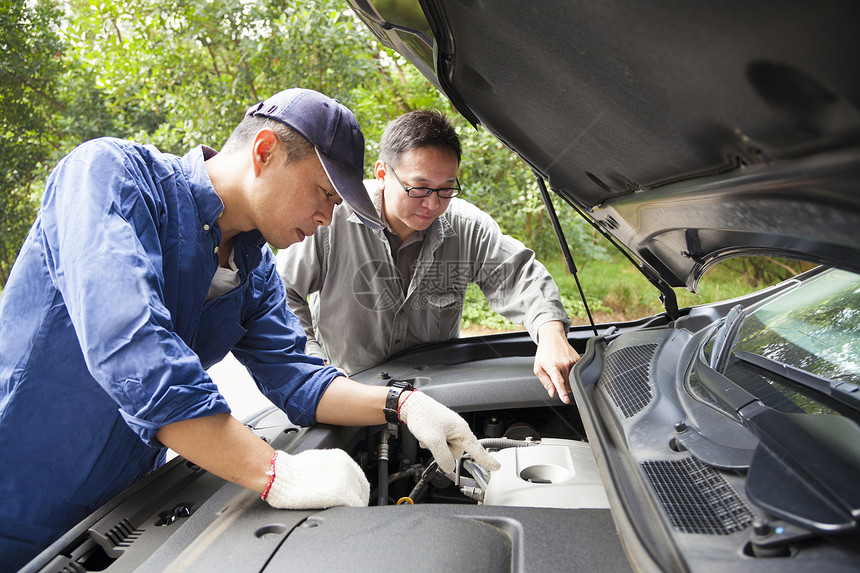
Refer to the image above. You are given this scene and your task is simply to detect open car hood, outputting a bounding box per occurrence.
[348,0,860,293]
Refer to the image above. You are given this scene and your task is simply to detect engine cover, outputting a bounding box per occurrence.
[482,438,610,509]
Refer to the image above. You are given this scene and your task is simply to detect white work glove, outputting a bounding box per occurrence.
[263,449,370,509]
[398,391,501,474]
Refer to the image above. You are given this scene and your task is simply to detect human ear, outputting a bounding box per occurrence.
[252,129,280,176]
[374,160,386,189]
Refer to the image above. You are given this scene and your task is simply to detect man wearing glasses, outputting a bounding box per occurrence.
[278,110,579,404]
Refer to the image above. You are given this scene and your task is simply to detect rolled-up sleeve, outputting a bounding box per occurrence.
[40,140,229,447]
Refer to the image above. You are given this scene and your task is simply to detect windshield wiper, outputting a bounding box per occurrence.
[694,351,860,533]
[735,350,860,413]
[709,304,745,372]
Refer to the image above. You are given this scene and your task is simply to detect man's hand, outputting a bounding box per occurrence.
[534,321,581,404]
[264,449,370,509]
[398,391,500,473]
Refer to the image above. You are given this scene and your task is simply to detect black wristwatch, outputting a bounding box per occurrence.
[383,380,414,424]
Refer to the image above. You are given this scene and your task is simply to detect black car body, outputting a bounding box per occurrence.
[24,1,860,572]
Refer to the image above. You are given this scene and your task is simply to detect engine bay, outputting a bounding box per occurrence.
[333,341,612,513]
[355,386,609,510]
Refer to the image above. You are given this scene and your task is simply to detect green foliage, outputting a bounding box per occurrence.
[0,0,64,283]
[461,284,519,331]
[56,0,385,153]
[518,251,809,329]
[460,127,610,264]
[350,54,453,171]
[710,257,807,288]
[559,290,611,320]
[460,279,611,332]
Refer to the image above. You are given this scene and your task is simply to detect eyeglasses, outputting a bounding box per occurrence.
[385,163,461,199]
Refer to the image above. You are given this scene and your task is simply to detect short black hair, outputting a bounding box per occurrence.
[379,110,461,167]
[222,115,314,165]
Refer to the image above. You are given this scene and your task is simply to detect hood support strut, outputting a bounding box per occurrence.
[540,178,681,321]
[535,174,599,336]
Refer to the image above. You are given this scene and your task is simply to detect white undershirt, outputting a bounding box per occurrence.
[206,248,240,301]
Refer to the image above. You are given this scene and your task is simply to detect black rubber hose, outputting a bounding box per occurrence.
[401,426,418,468]
[407,460,439,503]
[377,456,388,506]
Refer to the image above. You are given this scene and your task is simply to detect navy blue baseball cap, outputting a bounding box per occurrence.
[246,88,383,230]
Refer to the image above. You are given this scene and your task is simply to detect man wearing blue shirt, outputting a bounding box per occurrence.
[0,88,498,569]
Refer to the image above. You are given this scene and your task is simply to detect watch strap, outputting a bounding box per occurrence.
[383,381,413,424]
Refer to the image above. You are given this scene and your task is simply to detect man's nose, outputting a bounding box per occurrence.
[317,202,335,227]
[421,192,440,210]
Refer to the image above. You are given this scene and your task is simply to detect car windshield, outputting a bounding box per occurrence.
[690,268,860,418]
[733,268,860,386]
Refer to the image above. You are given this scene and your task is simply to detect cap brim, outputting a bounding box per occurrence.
[316,149,383,231]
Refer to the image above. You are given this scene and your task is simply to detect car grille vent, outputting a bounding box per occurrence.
[641,457,753,535]
[598,343,658,417]
[90,518,143,558]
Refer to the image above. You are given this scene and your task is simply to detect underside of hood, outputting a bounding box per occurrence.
[349,0,860,291]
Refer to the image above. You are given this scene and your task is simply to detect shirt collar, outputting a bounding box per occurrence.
[181,145,224,230]
[181,146,266,259]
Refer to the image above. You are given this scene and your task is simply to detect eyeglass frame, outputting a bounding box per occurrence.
[385,162,461,199]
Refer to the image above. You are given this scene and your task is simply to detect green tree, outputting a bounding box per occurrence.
[57,0,388,152]
[0,0,65,283]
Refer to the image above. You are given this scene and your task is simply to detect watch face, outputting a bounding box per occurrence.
[388,379,414,390]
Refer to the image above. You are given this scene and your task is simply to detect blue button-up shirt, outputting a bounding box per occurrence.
[0,138,340,567]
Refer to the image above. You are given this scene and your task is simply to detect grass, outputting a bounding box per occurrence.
[462,250,807,330]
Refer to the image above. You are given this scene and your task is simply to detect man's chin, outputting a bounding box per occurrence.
[287,229,312,247]
[410,215,437,231]
[270,234,303,251]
